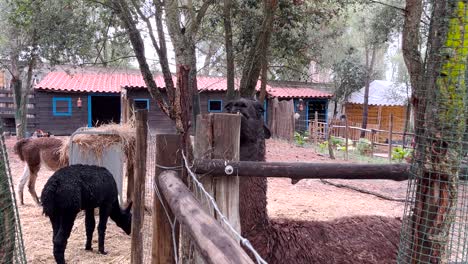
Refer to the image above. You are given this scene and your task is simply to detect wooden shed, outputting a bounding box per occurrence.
[31,69,332,136]
[345,80,411,143]
[267,81,333,133]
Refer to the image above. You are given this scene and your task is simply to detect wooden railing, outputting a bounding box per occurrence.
[128,113,415,264]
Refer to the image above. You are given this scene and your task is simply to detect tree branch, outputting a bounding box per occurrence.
[188,0,214,36]
[367,0,405,12]
[153,0,176,102]
[111,0,172,118]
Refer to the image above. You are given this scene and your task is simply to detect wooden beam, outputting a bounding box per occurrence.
[152,134,181,264]
[193,160,410,182]
[158,170,254,264]
[388,114,394,163]
[131,110,148,264]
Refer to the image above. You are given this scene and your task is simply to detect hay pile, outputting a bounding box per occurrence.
[59,123,136,162]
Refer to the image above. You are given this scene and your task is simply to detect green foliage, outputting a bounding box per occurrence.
[0,0,133,67]
[294,131,309,147]
[199,0,360,80]
[356,138,372,155]
[392,146,412,162]
[319,140,329,152]
[319,136,351,151]
[332,51,367,103]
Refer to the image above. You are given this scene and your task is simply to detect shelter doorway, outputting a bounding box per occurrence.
[307,100,328,123]
[88,95,121,127]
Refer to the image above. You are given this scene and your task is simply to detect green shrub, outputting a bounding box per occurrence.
[294,131,309,147]
[318,140,329,152]
[392,146,413,162]
[357,138,372,155]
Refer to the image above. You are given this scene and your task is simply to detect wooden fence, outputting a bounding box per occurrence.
[307,112,414,161]
[129,113,412,264]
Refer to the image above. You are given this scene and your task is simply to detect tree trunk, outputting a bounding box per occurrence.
[224,0,236,100]
[239,0,278,98]
[360,46,377,138]
[403,1,466,263]
[258,56,268,104]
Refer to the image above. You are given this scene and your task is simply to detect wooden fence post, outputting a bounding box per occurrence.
[193,113,241,263]
[388,114,393,162]
[131,110,147,264]
[152,134,181,264]
[345,117,349,160]
[370,130,375,158]
[314,111,318,143]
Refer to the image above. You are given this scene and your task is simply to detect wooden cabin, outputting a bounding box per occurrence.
[344,80,411,143]
[31,70,332,136]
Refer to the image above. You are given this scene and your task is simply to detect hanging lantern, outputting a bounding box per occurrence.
[77,97,82,108]
[298,99,304,111]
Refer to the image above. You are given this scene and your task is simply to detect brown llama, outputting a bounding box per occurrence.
[14,137,69,205]
[225,98,401,264]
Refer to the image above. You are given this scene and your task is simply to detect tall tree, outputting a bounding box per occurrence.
[111,0,214,136]
[356,3,403,137]
[400,1,468,262]
[331,51,367,117]
[0,0,131,138]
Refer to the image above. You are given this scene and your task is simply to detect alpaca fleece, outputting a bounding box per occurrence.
[41,164,132,264]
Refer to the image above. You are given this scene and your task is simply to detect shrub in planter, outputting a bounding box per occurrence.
[357,138,373,155]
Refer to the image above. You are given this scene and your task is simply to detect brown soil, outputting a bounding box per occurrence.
[7,137,406,263]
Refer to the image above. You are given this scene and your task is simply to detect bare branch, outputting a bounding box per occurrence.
[111,0,172,118]
[188,0,214,36]
[367,0,405,12]
[153,0,176,102]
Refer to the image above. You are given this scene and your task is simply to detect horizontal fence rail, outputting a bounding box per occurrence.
[193,159,411,182]
[158,170,254,264]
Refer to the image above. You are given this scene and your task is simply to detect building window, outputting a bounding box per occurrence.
[134,99,150,110]
[52,97,72,116]
[208,100,223,112]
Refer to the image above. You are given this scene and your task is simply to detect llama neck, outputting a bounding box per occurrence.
[110,201,125,223]
[239,139,269,236]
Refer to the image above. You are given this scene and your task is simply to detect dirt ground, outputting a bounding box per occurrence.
[6,137,407,263]
[266,139,406,221]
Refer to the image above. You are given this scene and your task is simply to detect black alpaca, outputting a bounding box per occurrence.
[41,164,132,264]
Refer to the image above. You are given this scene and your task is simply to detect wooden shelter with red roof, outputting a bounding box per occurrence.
[30,69,333,135]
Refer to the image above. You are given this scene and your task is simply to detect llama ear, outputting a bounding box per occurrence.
[224,102,233,112]
[125,202,133,213]
[254,102,265,119]
[263,124,271,139]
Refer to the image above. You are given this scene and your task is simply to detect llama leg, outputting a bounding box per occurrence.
[28,166,41,205]
[97,205,112,255]
[17,165,30,205]
[85,208,95,251]
[50,214,60,241]
[53,212,77,264]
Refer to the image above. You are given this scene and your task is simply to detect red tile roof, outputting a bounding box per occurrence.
[268,87,332,99]
[35,71,332,99]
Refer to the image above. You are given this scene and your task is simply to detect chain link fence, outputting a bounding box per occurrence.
[397,1,468,263]
[0,132,27,264]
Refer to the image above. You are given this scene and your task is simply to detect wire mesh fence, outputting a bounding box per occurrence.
[0,133,27,264]
[397,1,468,263]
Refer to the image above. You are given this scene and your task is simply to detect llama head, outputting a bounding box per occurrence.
[224,98,271,142]
[224,98,270,161]
[112,202,132,235]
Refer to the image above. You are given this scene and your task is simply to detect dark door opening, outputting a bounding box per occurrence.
[308,100,327,123]
[90,96,121,127]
